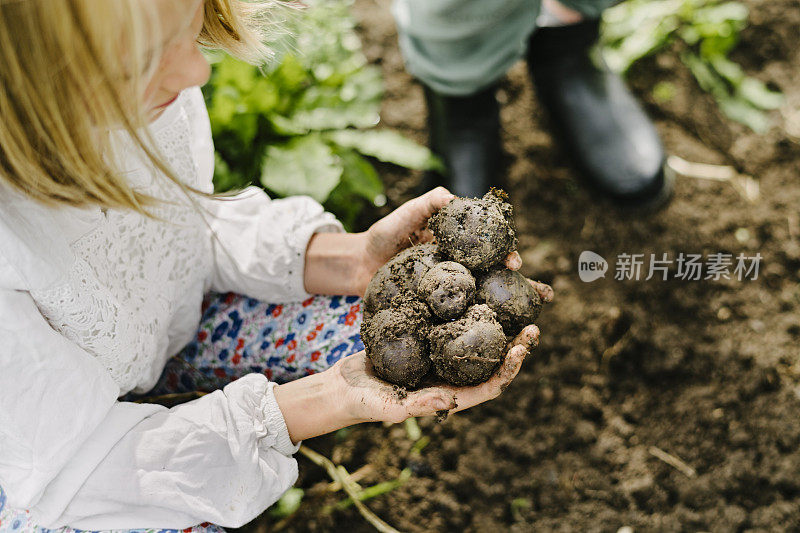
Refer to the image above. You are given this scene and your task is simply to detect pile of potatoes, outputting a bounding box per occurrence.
[361,190,543,388]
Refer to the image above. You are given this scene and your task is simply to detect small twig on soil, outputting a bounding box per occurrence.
[410,435,430,456]
[326,464,375,492]
[580,214,596,240]
[788,213,799,241]
[666,155,759,202]
[667,155,737,181]
[649,445,697,478]
[601,328,633,368]
[404,417,422,441]
[271,513,296,532]
[298,445,404,533]
[331,469,412,511]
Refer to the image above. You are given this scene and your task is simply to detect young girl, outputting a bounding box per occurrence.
[0,1,549,532]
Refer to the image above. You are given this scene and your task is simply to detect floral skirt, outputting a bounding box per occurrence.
[0,293,364,533]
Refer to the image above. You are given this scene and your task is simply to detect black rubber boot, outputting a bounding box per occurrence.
[420,84,502,198]
[528,20,672,209]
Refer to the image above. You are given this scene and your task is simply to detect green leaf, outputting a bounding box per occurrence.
[269,488,304,518]
[268,114,309,136]
[600,0,681,73]
[261,134,343,203]
[699,32,739,58]
[708,54,745,86]
[272,53,309,93]
[738,77,784,110]
[602,0,782,135]
[324,181,365,232]
[286,100,380,132]
[652,81,678,103]
[205,0,428,227]
[326,129,444,171]
[682,51,727,99]
[229,113,258,145]
[212,152,249,193]
[334,146,385,204]
[284,67,383,131]
[242,78,279,115]
[601,19,674,73]
[694,2,748,27]
[718,96,770,133]
[214,56,259,93]
[208,86,240,131]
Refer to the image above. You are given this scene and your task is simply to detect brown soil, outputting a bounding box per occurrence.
[259,0,800,530]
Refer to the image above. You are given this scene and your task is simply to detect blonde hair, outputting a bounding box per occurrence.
[0,0,281,213]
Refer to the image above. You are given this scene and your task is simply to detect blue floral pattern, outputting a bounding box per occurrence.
[146,292,363,393]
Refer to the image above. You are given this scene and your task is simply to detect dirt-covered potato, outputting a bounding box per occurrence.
[361,296,432,388]
[417,261,476,320]
[476,267,542,337]
[428,304,507,386]
[360,188,543,389]
[428,189,517,271]
[363,243,439,316]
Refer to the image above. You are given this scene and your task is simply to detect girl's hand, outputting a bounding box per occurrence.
[354,187,524,295]
[331,323,541,424]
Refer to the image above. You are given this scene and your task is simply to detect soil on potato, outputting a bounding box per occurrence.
[429,190,518,271]
[363,243,439,316]
[255,0,800,530]
[418,261,476,321]
[428,303,507,386]
[362,295,432,388]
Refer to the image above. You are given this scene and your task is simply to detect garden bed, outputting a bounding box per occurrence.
[269,0,800,530]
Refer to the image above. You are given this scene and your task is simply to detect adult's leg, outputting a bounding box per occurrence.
[527,0,673,208]
[393,0,537,198]
[543,0,616,20]
[147,293,364,395]
[392,0,537,97]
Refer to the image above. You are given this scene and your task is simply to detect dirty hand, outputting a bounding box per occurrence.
[355,187,523,296]
[331,324,541,424]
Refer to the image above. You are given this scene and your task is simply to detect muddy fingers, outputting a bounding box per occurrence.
[403,389,457,419]
[528,279,555,303]
[495,344,529,394]
[505,251,523,270]
[509,324,541,352]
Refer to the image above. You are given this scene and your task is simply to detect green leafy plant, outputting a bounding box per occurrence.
[600,0,783,132]
[203,0,441,229]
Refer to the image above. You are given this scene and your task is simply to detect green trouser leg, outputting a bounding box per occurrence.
[391,0,617,96]
[556,0,619,19]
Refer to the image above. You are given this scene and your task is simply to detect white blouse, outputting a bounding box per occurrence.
[0,87,343,529]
